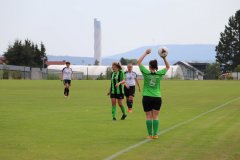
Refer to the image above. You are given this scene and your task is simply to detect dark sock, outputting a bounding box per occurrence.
[64,88,67,95]
[66,88,69,96]
[127,100,133,108]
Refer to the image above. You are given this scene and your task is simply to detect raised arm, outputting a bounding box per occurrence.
[137,49,151,66]
[162,57,170,70]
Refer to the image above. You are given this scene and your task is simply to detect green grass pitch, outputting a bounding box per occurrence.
[0,80,240,160]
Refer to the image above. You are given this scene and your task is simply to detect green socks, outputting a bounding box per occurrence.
[153,120,159,136]
[112,105,126,119]
[146,120,153,136]
[146,120,159,136]
[112,106,116,118]
[120,106,126,115]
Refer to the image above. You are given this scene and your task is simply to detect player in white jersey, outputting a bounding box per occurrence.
[124,63,141,112]
[62,62,73,97]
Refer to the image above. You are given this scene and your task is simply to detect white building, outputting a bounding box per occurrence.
[174,61,204,80]
[48,65,185,80]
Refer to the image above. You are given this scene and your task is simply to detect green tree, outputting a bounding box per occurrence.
[96,73,105,80]
[127,59,137,65]
[105,67,112,80]
[234,64,240,72]
[205,63,221,80]
[120,57,127,65]
[120,57,137,65]
[40,42,48,68]
[216,10,240,72]
[3,39,47,67]
[94,60,100,65]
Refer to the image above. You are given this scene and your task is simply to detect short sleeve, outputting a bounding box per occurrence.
[134,72,137,78]
[121,70,125,80]
[139,65,150,75]
[62,67,66,73]
[157,68,167,75]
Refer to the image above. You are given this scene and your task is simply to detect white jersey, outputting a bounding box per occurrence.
[62,67,73,80]
[125,71,137,86]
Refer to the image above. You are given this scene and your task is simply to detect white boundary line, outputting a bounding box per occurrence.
[104,97,240,160]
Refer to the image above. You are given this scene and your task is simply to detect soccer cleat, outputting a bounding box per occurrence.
[121,114,127,120]
[113,117,117,121]
[147,136,153,139]
[127,108,132,113]
[152,135,159,139]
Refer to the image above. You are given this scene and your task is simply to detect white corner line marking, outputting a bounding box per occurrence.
[104,97,240,160]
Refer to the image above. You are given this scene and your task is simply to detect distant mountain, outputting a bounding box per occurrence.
[47,55,117,65]
[47,44,216,65]
[47,56,94,65]
[106,44,216,65]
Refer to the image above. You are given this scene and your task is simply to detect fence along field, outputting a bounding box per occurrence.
[0,80,239,160]
[0,64,83,80]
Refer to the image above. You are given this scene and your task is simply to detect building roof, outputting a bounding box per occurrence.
[45,60,66,66]
[187,62,210,65]
[174,61,204,75]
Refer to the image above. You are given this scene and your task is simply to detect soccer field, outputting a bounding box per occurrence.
[0,80,240,160]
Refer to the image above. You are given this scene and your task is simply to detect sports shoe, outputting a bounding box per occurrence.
[121,114,127,120]
[113,117,116,121]
[127,108,132,113]
[147,136,153,139]
[152,135,159,139]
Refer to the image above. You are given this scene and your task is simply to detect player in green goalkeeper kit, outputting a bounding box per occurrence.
[108,62,127,121]
[137,48,170,139]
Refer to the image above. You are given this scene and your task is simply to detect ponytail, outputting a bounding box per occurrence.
[117,62,122,70]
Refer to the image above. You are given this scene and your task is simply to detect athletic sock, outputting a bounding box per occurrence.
[153,120,159,136]
[64,88,67,95]
[146,120,153,136]
[120,106,126,115]
[112,106,116,118]
[127,100,133,109]
[66,88,69,96]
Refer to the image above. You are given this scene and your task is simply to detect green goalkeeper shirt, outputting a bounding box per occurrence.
[139,64,167,97]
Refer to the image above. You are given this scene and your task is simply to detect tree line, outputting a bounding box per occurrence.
[3,39,47,68]
[204,9,240,79]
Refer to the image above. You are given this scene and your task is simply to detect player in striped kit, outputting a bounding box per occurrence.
[124,63,141,113]
[107,62,127,121]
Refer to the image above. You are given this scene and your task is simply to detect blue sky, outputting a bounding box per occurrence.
[0,0,239,57]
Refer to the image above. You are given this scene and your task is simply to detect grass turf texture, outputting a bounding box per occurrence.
[0,80,240,160]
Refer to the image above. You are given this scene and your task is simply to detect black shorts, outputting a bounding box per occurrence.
[142,96,162,112]
[111,94,124,99]
[124,86,135,97]
[63,80,71,85]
